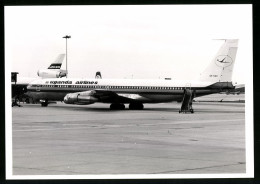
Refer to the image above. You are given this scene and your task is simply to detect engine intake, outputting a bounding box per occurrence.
[64,91,98,105]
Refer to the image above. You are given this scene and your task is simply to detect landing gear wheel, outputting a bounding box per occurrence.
[190,109,194,113]
[129,103,144,110]
[110,103,125,110]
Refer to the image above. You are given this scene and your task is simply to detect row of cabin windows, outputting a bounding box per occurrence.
[37,85,184,90]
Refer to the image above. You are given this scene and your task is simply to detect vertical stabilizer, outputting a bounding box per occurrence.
[95,71,102,79]
[37,54,67,78]
[47,54,65,70]
[199,39,239,83]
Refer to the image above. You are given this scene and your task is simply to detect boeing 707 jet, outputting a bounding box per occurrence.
[26,39,239,112]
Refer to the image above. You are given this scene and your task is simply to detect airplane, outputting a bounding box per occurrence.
[12,54,66,106]
[37,54,67,78]
[26,39,239,112]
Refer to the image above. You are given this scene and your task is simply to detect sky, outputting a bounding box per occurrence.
[5,5,252,84]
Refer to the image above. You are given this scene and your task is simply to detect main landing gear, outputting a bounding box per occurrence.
[109,102,144,110]
[129,102,144,110]
[110,103,125,110]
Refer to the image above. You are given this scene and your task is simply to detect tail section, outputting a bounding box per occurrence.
[199,39,239,83]
[37,54,67,78]
[47,54,65,70]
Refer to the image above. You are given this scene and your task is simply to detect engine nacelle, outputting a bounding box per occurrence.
[37,69,67,78]
[64,91,98,105]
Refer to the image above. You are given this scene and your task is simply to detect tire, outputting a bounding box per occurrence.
[129,103,144,110]
[110,103,125,110]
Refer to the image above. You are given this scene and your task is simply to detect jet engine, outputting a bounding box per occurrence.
[64,91,98,105]
[37,69,67,78]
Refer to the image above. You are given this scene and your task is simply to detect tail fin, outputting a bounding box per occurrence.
[47,54,65,70]
[199,39,239,83]
[95,71,102,79]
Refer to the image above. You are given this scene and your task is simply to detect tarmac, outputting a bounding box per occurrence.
[11,95,245,177]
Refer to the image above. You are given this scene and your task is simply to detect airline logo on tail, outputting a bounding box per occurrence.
[215,55,233,67]
[48,63,62,69]
[47,54,65,69]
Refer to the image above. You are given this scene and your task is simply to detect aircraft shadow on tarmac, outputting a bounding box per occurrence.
[46,105,177,112]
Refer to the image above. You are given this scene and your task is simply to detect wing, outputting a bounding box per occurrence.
[64,89,139,105]
[92,90,135,103]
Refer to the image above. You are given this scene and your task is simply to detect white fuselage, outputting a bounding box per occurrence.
[26,78,218,103]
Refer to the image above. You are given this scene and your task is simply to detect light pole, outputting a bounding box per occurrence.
[63,35,71,78]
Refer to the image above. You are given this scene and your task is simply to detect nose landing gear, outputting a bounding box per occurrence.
[109,102,144,110]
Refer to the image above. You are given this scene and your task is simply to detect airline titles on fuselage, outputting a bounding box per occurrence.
[48,80,98,85]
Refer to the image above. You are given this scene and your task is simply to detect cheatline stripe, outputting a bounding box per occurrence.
[27,89,190,95]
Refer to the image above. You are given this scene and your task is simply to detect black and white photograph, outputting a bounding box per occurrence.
[5,4,253,179]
